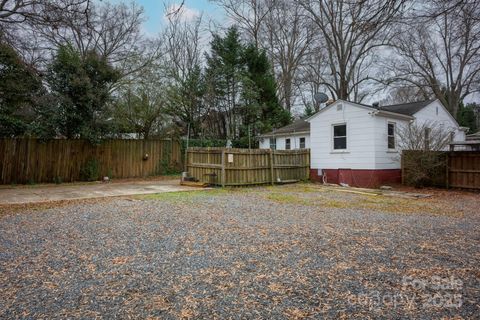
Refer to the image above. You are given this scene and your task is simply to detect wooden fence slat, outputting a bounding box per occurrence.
[0,138,182,184]
[187,147,310,186]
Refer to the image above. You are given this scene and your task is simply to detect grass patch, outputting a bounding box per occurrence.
[137,188,229,202]
[264,186,462,216]
[266,193,310,205]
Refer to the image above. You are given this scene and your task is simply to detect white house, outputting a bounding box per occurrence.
[260,99,466,187]
[258,119,310,150]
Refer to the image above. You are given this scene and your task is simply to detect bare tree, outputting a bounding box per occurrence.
[385,1,480,118]
[379,86,430,105]
[398,121,453,151]
[264,0,315,112]
[398,121,453,187]
[162,9,204,82]
[36,1,154,76]
[113,63,168,139]
[0,0,91,65]
[298,0,407,102]
[0,0,90,26]
[162,9,208,137]
[211,0,275,48]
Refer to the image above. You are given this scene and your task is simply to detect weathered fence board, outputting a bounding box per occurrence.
[402,150,480,190]
[186,147,310,186]
[448,151,480,189]
[0,138,181,184]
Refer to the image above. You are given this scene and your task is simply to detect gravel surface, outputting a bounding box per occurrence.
[0,184,479,319]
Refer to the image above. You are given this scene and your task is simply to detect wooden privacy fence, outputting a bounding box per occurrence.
[186,147,310,186]
[402,150,480,190]
[447,151,480,189]
[0,138,181,184]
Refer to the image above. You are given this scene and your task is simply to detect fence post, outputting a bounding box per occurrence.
[401,151,405,185]
[445,152,449,189]
[269,149,275,185]
[221,149,226,187]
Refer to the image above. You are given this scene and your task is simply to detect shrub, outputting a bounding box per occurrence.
[53,176,63,184]
[80,159,100,181]
[402,151,446,188]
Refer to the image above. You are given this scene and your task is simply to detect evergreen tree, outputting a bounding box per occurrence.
[243,44,290,129]
[457,102,478,133]
[205,27,246,140]
[204,27,291,145]
[0,42,44,137]
[240,44,290,147]
[47,44,120,142]
[303,103,315,118]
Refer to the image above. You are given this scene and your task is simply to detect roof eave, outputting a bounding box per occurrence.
[374,110,414,120]
[258,130,310,138]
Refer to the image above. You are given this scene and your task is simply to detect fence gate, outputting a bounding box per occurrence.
[186,147,310,186]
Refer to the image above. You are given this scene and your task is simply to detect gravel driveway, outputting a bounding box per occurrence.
[0,184,479,319]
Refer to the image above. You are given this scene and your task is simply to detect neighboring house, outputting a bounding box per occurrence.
[259,119,310,150]
[457,131,480,151]
[259,99,466,187]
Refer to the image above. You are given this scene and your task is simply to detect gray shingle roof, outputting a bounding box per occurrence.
[376,100,435,116]
[260,119,310,136]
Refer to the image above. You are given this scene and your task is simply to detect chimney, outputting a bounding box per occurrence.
[326,99,335,106]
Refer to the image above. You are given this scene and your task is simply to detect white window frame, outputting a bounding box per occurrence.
[269,138,276,150]
[285,138,291,150]
[387,122,396,150]
[299,137,306,149]
[332,122,347,151]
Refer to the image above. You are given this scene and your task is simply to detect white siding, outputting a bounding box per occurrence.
[259,134,310,150]
[373,116,408,169]
[309,101,377,170]
[373,100,465,169]
[308,99,466,172]
[413,100,465,141]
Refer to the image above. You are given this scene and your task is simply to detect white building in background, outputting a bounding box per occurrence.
[258,119,310,150]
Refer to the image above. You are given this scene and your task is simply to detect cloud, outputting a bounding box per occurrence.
[164,3,200,22]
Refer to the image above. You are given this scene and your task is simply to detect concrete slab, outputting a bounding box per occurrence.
[0,179,204,204]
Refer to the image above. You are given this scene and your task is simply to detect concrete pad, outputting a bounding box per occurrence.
[0,180,205,204]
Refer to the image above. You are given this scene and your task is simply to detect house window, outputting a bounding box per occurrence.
[333,123,347,150]
[299,137,306,149]
[387,122,396,149]
[269,138,276,150]
[285,138,291,150]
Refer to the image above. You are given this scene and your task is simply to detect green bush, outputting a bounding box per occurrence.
[80,159,100,181]
[159,158,180,175]
[53,176,63,184]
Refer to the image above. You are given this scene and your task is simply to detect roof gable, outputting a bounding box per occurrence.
[305,100,373,122]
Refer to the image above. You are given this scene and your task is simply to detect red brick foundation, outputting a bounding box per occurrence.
[310,168,401,188]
